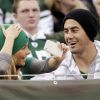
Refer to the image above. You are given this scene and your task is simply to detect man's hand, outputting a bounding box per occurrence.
[48,43,69,69]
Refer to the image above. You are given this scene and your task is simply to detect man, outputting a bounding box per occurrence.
[31,9,100,80]
[60,9,100,80]
[13,0,52,60]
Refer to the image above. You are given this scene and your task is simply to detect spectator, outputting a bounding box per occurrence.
[81,0,100,41]
[59,9,100,79]
[44,0,88,32]
[92,0,100,41]
[93,0,100,17]
[0,8,3,24]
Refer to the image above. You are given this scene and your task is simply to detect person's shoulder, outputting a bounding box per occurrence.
[61,50,72,66]
[94,40,100,49]
[94,40,100,45]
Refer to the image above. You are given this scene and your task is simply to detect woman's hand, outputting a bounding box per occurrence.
[1,24,22,39]
[0,24,22,55]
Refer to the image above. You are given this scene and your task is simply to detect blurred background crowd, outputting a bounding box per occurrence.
[0,0,100,41]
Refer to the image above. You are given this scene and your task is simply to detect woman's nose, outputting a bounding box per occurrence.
[26,47,31,55]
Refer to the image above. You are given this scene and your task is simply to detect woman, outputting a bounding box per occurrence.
[0,24,67,80]
[44,0,88,32]
[0,24,30,79]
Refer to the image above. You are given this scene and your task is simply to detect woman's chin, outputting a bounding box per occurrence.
[18,60,26,66]
[20,62,25,66]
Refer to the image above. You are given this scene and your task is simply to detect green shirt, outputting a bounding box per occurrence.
[29,38,50,60]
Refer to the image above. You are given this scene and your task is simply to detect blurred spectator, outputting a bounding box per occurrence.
[44,0,88,33]
[92,0,100,40]
[5,12,15,24]
[92,0,100,18]
[38,0,47,11]
[81,0,100,41]
[36,0,54,35]
[82,0,98,18]
[0,8,3,24]
[0,0,13,23]
[38,9,54,35]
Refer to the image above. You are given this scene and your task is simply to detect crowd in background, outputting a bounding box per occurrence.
[0,0,100,80]
[1,0,99,41]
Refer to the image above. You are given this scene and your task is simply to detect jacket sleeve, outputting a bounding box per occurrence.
[22,57,56,75]
[29,58,56,74]
[0,53,11,75]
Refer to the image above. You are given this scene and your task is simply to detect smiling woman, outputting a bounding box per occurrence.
[0,24,30,79]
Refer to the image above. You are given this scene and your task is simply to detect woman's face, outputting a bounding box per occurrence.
[13,44,30,66]
[61,0,76,7]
